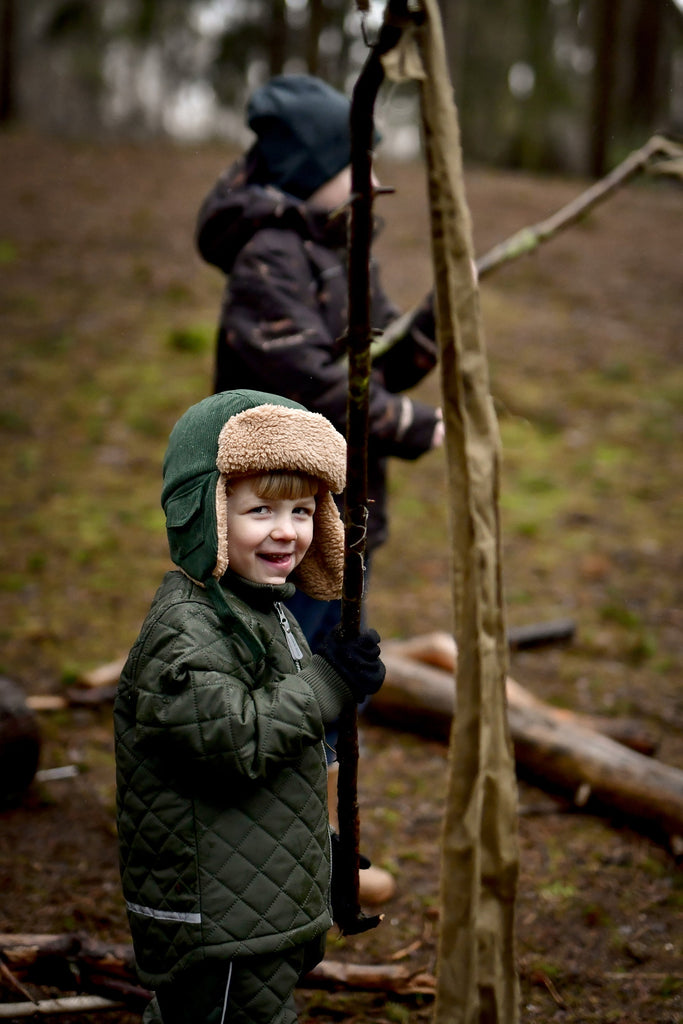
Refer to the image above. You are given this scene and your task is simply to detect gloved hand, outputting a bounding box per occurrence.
[330,832,371,926]
[319,625,385,702]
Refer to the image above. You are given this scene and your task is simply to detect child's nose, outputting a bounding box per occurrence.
[271,515,297,539]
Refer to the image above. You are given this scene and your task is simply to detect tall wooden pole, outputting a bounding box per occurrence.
[413,1,521,1019]
[334,0,417,936]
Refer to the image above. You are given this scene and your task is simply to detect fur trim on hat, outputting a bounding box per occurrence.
[292,489,345,600]
[214,403,347,600]
[216,403,346,490]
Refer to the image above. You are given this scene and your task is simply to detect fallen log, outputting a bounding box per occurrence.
[27,687,118,714]
[0,933,433,1002]
[24,658,126,713]
[376,636,659,755]
[0,995,124,1018]
[504,677,659,757]
[77,657,127,689]
[306,959,436,995]
[506,701,683,847]
[506,618,575,650]
[0,932,147,1001]
[372,638,682,846]
[21,619,573,716]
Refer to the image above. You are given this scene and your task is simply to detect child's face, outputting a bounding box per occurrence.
[225,477,316,586]
[309,165,380,212]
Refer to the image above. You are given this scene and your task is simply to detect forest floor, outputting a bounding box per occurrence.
[0,130,681,1023]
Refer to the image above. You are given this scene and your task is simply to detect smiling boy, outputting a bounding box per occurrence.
[225,474,317,586]
[114,389,385,1024]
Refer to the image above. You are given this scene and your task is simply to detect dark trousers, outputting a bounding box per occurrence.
[144,935,325,1024]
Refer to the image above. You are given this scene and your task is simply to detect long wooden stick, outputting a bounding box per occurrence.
[335,0,416,936]
[415,3,521,1019]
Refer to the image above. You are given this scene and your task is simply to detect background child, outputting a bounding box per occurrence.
[196,73,443,659]
[114,389,385,1024]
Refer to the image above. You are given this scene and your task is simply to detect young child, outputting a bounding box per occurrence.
[196,74,443,655]
[114,389,385,1024]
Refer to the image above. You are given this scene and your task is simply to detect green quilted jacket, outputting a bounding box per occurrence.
[114,568,352,986]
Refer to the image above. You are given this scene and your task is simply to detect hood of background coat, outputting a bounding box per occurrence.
[195,156,348,275]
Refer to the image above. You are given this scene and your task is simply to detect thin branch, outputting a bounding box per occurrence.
[370,133,682,365]
[476,133,683,279]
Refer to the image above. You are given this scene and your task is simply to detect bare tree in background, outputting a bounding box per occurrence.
[306,0,325,75]
[0,0,16,123]
[268,0,288,77]
[587,0,679,178]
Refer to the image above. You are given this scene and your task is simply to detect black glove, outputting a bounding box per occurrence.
[319,625,385,702]
[330,832,371,926]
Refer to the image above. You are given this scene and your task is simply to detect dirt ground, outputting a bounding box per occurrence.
[0,130,681,1023]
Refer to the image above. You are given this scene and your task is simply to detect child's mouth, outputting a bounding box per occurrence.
[259,553,292,565]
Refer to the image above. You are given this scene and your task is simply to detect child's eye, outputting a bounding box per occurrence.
[294,505,315,517]
[249,505,269,515]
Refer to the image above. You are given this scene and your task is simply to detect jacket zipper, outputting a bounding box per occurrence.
[274,602,304,670]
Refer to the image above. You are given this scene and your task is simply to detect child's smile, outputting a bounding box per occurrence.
[257,550,295,575]
[225,477,316,586]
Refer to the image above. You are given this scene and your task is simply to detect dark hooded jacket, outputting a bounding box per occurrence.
[196,156,440,552]
[114,390,353,986]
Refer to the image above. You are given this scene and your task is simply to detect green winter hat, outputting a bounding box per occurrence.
[161,389,346,600]
[247,75,352,199]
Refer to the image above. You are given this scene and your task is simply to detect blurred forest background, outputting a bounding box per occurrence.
[1,0,682,176]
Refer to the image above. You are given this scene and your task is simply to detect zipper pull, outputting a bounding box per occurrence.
[275,602,304,667]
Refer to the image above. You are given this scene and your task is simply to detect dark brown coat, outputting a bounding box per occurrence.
[196,156,440,551]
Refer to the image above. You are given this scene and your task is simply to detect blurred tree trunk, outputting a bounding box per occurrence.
[589,0,619,177]
[454,0,522,166]
[268,0,288,76]
[306,0,353,89]
[0,0,16,123]
[622,0,675,142]
[332,4,353,90]
[306,0,324,75]
[510,0,566,171]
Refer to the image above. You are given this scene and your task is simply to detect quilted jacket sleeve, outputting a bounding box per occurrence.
[226,229,439,460]
[127,598,351,781]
